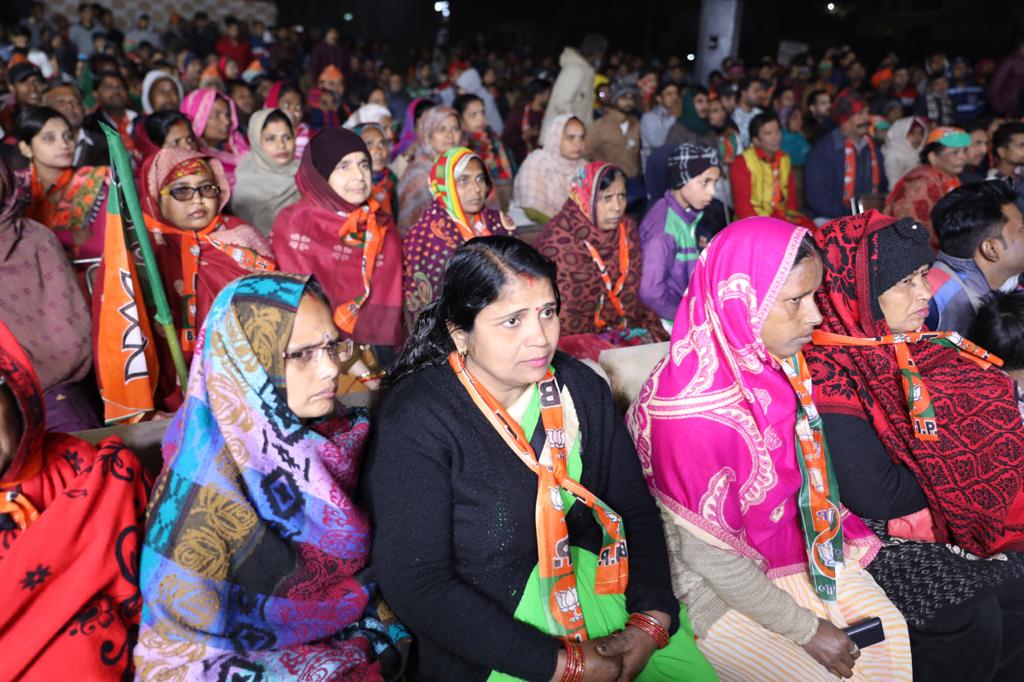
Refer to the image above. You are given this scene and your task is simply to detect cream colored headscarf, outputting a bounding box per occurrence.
[231,108,301,235]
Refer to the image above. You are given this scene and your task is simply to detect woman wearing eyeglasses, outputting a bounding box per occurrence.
[135,272,410,681]
[97,148,276,410]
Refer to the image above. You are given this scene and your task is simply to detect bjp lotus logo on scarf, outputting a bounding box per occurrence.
[551,576,584,626]
[816,540,837,570]
[546,427,566,451]
[555,587,582,620]
[548,486,564,511]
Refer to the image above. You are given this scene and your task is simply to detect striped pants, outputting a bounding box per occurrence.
[697,562,912,681]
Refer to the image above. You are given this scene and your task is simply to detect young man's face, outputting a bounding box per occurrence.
[999,134,1024,166]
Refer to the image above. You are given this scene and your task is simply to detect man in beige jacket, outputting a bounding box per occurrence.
[540,33,607,138]
[588,82,642,180]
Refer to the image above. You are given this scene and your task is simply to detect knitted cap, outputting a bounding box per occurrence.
[309,128,369,179]
[610,82,639,103]
[870,218,935,317]
[668,143,720,189]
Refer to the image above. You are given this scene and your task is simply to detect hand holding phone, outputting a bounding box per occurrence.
[844,617,885,649]
[802,618,859,679]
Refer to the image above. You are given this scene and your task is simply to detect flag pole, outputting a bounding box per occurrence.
[99,123,189,391]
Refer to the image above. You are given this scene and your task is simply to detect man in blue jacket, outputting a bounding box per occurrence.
[805,89,888,221]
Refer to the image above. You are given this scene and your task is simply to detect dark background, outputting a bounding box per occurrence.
[277,0,1024,66]
[2,0,1021,67]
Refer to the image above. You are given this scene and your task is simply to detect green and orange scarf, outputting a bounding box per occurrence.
[812,330,1001,441]
[450,352,628,639]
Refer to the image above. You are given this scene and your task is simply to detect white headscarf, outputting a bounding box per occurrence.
[455,68,504,136]
[343,104,392,130]
[141,70,185,115]
[883,116,927,185]
[512,114,587,219]
[231,109,301,236]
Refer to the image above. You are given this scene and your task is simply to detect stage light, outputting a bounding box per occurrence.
[686,53,695,61]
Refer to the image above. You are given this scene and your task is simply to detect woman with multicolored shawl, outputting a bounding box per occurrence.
[396,104,460,232]
[135,273,408,681]
[533,162,666,359]
[272,128,404,391]
[804,211,1024,681]
[455,93,515,211]
[181,88,250,188]
[401,146,513,328]
[0,318,151,680]
[15,106,109,260]
[368,236,716,681]
[93,148,275,411]
[627,217,912,681]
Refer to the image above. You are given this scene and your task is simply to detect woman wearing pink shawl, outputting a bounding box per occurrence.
[627,217,912,681]
[180,88,249,187]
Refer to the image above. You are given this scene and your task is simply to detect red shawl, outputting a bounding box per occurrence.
[0,319,151,680]
[804,210,1024,557]
[272,143,404,347]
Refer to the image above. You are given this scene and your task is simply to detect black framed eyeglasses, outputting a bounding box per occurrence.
[160,184,222,202]
[281,339,354,366]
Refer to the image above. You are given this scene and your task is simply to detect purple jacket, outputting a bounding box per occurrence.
[638,192,702,321]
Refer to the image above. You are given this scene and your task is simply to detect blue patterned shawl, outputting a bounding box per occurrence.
[135,273,393,680]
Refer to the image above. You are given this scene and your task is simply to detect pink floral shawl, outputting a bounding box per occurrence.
[627,217,879,576]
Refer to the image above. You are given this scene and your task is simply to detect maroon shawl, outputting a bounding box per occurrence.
[533,197,664,338]
[272,134,404,347]
[804,210,1024,557]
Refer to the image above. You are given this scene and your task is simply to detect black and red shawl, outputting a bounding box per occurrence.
[804,210,1024,557]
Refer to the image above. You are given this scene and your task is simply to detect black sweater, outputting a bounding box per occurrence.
[364,353,679,681]
[822,412,929,520]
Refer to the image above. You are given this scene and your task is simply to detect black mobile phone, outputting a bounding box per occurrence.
[843,617,885,649]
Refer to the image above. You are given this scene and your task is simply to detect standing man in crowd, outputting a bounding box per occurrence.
[542,33,607,137]
[805,89,887,220]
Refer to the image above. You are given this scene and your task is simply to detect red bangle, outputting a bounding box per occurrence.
[627,613,671,649]
[561,639,585,682]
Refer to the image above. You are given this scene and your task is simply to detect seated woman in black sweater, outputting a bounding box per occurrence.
[364,236,716,682]
[804,211,1024,682]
